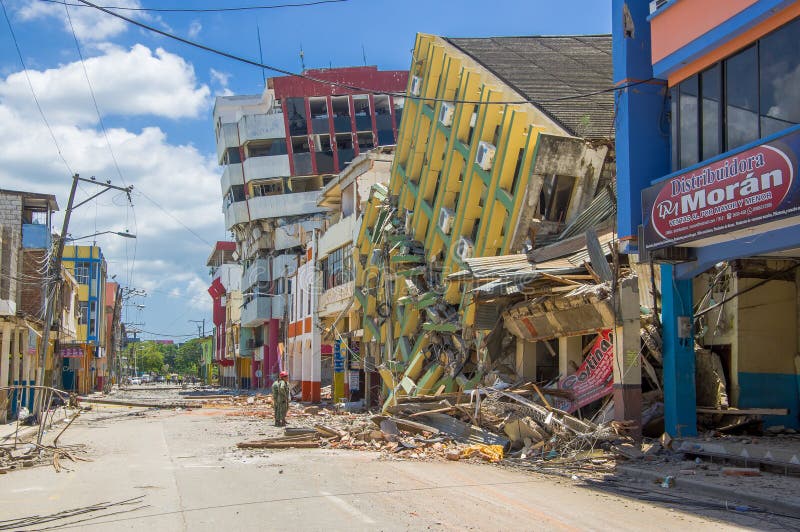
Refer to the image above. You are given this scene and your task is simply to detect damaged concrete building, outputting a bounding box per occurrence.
[354,34,617,410]
[213,66,407,390]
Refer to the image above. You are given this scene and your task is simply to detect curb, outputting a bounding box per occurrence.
[617,464,800,519]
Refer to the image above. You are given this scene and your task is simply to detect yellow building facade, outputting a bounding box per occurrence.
[61,245,107,394]
[355,34,614,407]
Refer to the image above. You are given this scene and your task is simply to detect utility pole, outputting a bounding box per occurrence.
[189,319,206,338]
[35,174,133,415]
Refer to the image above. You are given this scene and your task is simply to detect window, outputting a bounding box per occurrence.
[286,98,307,136]
[670,18,800,171]
[760,18,800,137]
[320,243,354,290]
[539,175,576,223]
[253,181,282,197]
[74,262,90,285]
[701,65,721,160]
[725,46,759,149]
[78,302,88,325]
[248,139,286,157]
[679,75,699,168]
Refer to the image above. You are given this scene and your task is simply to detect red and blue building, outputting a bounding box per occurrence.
[615,0,800,434]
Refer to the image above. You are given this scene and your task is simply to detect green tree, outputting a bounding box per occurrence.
[137,342,165,374]
[175,339,203,375]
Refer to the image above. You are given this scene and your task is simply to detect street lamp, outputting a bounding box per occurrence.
[66,230,137,241]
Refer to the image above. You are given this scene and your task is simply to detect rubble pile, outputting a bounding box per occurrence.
[234,383,639,472]
[1,408,89,475]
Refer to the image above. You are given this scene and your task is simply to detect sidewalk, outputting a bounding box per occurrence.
[617,459,800,519]
[0,407,73,444]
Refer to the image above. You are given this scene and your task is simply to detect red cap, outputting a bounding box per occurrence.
[279,371,289,378]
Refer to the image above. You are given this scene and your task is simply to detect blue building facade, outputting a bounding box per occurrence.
[615,0,800,434]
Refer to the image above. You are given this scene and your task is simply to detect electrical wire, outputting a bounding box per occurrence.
[74,0,651,107]
[135,189,213,247]
[0,0,74,176]
[41,0,350,12]
[62,0,140,325]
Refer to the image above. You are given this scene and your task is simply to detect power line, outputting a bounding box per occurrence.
[41,0,350,12]
[135,189,213,247]
[0,0,74,175]
[62,1,140,315]
[74,0,647,106]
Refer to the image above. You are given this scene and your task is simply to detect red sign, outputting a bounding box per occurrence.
[556,330,614,413]
[642,129,800,250]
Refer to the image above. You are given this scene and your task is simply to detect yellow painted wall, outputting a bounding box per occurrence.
[736,279,796,374]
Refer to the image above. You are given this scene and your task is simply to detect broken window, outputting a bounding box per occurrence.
[309,97,329,134]
[292,136,312,175]
[393,96,404,129]
[315,134,335,174]
[286,97,307,136]
[539,174,576,223]
[374,95,393,145]
[247,138,287,158]
[252,180,283,197]
[357,132,374,152]
[332,96,351,133]
[336,133,354,166]
[353,95,372,131]
[224,147,241,165]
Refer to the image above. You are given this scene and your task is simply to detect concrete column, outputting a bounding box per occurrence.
[613,276,643,438]
[22,333,31,409]
[10,327,21,391]
[1,322,12,423]
[515,337,538,382]
[661,264,697,437]
[267,319,279,387]
[558,336,583,377]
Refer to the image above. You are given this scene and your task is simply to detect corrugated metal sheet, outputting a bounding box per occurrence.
[560,181,617,240]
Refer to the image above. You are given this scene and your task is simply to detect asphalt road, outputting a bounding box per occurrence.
[0,404,782,531]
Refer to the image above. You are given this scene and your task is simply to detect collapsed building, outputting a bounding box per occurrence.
[354,34,622,413]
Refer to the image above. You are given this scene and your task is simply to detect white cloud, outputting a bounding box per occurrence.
[209,68,233,96]
[0,45,223,332]
[0,44,211,125]
[16,0,142,43]
[187,20,202,39]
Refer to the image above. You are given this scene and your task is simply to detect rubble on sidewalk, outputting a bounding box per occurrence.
[1,390,90,476]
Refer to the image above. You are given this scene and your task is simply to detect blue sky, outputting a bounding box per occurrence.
[0,0,611,340]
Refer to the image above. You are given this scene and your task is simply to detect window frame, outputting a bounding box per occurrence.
[670,17,799,172]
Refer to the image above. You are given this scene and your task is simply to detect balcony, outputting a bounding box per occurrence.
[238,112,285,144]
[224,191,326,229]
[22,224,51,249]
[319,280,354,317]
[216,122,239,163]
[220,163,244,195]
[242,154,291,181]
[241,296,272,327]
[242,258,268,287]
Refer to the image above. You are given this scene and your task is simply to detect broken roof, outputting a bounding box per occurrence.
[444,35,614,139]
[449,230,617,298]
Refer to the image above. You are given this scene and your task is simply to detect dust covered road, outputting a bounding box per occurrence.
[0,398,787,531]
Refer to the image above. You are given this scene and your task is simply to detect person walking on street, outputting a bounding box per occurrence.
[272,371,290,426]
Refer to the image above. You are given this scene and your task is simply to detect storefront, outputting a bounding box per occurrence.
[615,1,800,435]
